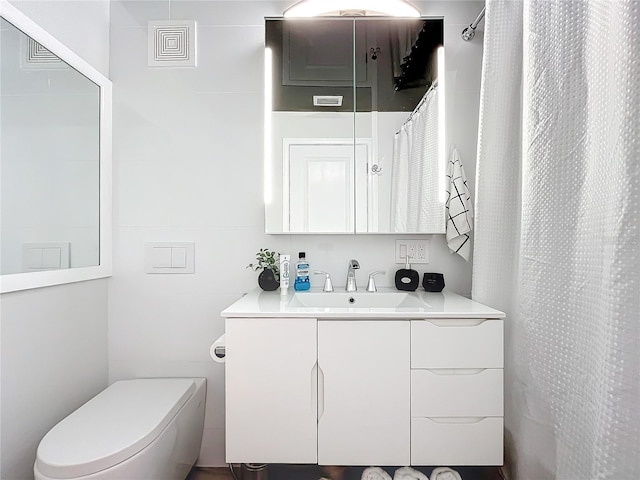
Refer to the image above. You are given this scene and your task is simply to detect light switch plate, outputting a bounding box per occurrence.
[145,242,195,273]
[395,239,430,264]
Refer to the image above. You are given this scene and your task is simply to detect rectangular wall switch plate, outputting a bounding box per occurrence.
[145,242,195,273]
[395,239,430,264]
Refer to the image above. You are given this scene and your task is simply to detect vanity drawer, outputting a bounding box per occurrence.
[411,369,503,417]
[411,417,503,466]
[411,319,503,368]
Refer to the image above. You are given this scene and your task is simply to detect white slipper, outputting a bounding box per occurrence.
[362,466,392,480]
[393,466,430,480]
[429,467,462,480]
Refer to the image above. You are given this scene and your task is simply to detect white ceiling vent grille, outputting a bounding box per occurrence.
[148,20,197,67]
[313,95,343,107]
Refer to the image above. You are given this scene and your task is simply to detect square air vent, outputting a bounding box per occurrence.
[313,95,343,107]
[148,20,197,67]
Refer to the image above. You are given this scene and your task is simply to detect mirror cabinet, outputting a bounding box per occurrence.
[265,17,445,234]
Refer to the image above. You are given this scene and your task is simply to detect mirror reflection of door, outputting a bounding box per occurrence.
[284,139,369,233]
[265,17,444,234]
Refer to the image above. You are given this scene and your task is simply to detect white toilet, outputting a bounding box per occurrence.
[34,378,206,480]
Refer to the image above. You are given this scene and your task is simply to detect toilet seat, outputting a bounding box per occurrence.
[35,378,196,479]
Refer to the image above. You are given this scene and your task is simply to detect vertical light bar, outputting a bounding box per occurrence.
[437,46,446,203]
[264,47,273,204]
[351,19,357,233]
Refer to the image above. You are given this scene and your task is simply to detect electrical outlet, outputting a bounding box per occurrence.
[395,239,430,264]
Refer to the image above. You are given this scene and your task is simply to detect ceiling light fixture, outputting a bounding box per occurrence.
[283,0,420,18]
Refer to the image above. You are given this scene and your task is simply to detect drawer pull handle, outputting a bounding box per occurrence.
[426,319,488,327]
[427,368,486,375]
[426,417,486,425]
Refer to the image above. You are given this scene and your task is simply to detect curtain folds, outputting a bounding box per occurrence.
[473,1,640,479]
[390,85,441,233]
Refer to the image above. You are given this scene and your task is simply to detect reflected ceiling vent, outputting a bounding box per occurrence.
[313,95,343,107]
[21,37,65,70]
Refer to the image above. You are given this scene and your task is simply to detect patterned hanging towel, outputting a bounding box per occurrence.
[445,147,473,260]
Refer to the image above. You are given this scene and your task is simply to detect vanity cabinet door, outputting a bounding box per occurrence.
[225,317,317,463]
[317,320,410,465]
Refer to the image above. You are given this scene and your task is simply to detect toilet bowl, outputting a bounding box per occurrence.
[34,378,206,480]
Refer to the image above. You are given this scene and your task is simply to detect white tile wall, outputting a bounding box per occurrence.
[1,281,109,479]
[1,2,110,479]
[109,0,485,466]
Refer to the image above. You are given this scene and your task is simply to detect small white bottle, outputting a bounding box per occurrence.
[279,254,290,295]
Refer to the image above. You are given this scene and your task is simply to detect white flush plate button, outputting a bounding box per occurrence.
[145,242,195,273]
[151,247,172,268]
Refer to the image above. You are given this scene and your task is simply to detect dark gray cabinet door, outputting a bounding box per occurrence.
[282,19,369,86]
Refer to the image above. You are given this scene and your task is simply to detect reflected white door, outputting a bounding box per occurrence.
[284,140,369,233]
[288,144,353,232]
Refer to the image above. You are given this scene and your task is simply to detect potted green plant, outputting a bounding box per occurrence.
[247,248,280,291]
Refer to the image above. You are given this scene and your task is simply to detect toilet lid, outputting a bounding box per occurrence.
[36,378,196,479]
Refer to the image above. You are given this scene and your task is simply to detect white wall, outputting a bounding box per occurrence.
[109,0,484,466]
[0,1,110,479]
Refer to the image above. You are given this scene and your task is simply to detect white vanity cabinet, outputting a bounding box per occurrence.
[221,289,505,467]
[225,318,410,465]
[410,319,504,465]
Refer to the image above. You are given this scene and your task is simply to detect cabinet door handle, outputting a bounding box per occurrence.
[317,364,325,420]
[311,362,318,419]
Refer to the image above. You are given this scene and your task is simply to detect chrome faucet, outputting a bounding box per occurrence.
[345,259,360,292]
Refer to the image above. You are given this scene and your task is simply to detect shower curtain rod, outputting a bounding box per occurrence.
[461,6,486,41]
[401,81,437,128]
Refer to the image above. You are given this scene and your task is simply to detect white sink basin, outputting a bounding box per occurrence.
[287,291,428,309]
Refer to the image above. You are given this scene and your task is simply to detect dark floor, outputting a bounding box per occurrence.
[188,465,504,480]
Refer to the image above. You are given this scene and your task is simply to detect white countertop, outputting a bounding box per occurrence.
[221,288,505,319]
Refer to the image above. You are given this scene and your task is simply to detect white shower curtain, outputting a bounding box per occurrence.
[390,85,443,233]
[473,1,640,479]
